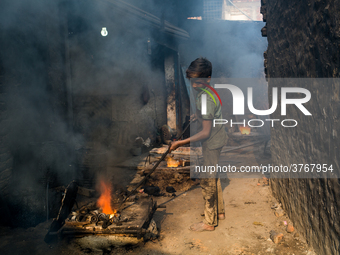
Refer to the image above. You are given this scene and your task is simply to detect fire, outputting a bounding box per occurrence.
[97,181,114,214]
[239,126,251,135]
[166,157,180,168]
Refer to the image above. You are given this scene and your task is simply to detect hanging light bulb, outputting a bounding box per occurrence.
[147,38,152,55]
[101,27,108,37]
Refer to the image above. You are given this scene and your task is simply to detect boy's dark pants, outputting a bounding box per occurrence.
[201,144,225,227]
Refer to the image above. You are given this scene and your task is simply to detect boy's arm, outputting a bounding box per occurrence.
[169,120,212,152]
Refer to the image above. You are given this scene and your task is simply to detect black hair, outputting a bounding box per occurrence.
[186,57,212,78]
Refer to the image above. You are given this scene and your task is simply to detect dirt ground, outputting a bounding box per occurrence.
[0,145,317,255]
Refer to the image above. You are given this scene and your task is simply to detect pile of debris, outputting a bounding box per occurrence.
[128,145,200,194]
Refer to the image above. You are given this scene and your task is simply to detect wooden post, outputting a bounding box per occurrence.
[164,51,178,135]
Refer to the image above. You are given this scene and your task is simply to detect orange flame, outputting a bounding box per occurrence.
[239,126,251,135]
[97,181,114,214]
[166,157,180,168]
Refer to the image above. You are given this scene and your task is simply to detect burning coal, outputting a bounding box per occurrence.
[239,126,251,135]
[166,157,180,168]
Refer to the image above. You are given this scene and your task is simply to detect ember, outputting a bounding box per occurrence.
[239,126,251,135]
[166,157,180,167]
[97,181,115,215]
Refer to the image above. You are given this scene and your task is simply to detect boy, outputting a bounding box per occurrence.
[170,57,228,231]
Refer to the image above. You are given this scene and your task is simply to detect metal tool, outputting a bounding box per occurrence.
[117,120,193,211]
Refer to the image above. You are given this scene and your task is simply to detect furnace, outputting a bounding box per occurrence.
[45,181,159,248]
[62,197,158,240]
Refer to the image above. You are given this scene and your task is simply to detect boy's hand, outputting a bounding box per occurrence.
[169,140,182,152]
[190,113,197,122]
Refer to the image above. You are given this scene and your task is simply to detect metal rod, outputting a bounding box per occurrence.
[118,121,192,209]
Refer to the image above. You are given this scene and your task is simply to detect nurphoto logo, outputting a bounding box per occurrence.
[200,84,312,128]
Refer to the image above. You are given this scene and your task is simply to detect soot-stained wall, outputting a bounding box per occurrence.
[0,0,79,227]
[265,0,340,254]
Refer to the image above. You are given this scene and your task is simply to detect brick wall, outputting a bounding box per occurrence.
[265,0,340,254]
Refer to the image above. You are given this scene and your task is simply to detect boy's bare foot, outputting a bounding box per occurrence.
[189,222,214,232]
[218,213,225,220]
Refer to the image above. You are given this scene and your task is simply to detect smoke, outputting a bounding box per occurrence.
[180,20,267,78]
[0,0,172,227]
[0,0,85,227]
[66,0,168,164]
[179,19,268,124]
[0,0,267,227]
[1,0,80,179]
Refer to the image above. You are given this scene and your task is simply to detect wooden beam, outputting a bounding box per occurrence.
[164,51,177,134]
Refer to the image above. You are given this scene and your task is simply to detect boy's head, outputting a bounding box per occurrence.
[186,57,212,79]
